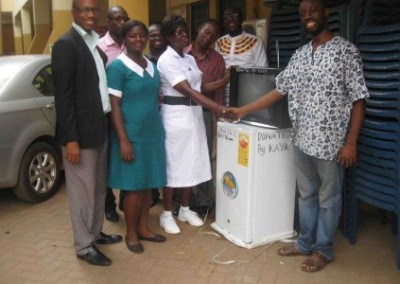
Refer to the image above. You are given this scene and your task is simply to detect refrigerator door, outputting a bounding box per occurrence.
[212,122,256,246]
[212,122,296,248]
[252,127,296,243]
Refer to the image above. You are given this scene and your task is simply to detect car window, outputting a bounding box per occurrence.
[32,66,54,97]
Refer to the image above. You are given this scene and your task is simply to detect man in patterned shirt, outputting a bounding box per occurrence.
[216,6,267,105]
[228,0,368,272]
[185,19,229,217]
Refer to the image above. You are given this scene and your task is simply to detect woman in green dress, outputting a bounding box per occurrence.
[106,20,167,253]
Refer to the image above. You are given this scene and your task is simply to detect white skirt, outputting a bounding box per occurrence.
[160,104,211,187]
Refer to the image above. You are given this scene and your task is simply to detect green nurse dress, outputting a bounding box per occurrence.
[106,54,166,190]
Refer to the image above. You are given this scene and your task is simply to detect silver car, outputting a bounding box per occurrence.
[0,55,62,203]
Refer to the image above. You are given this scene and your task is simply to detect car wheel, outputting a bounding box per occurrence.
[14,142,61,203]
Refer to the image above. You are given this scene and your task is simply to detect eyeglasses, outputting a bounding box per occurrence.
[175,30,189,37]
[73,6,100,15]
[223,13,239,21]
[111,16,129,22]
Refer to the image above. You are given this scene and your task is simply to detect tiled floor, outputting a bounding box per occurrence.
[0,185,399,283]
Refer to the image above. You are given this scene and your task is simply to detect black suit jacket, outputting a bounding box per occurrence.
[52,27,108,148]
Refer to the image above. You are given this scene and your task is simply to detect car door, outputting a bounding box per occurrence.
[32,65,56,127]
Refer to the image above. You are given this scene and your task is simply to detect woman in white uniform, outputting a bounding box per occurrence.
[157,15,228,234]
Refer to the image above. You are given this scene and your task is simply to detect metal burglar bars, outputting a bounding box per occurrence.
[267,2,351,69]
[268,0,400,270]
[345,20,400,269]
[267,8,302,69]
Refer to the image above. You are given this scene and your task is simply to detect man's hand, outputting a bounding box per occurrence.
[65,141,80,164]
[337,143,357,168]
[219,107,245,122]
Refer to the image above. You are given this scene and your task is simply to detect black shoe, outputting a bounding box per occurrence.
[125,238,144,254]
[95,232,123,245]
[138,233,166,243]
[105,208,119,222]
[77,244,112,266]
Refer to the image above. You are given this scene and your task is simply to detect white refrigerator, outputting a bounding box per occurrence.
[211,122,296,248]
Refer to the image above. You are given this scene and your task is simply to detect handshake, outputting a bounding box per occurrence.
[215,107,244,123]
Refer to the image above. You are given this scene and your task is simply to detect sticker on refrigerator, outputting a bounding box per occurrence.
[238,133,249,167]
[222,171,238,199]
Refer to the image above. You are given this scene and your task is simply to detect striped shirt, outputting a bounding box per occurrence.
[185,44,226,106]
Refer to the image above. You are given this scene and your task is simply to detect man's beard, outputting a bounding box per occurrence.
[306,21,326,36]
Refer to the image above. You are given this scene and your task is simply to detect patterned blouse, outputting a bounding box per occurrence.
[216,31,267,68]
[276,36,369,160]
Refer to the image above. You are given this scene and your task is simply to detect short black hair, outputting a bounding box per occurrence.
[121,20,148,38]
[197,18,221,34]
[300,0,327,9]
[106,6,128,19]
[223,6,244,22]
[161,15,187,38]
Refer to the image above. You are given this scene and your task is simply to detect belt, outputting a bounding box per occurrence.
[163,96,198,106]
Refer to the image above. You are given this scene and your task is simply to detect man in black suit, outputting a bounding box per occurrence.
[52,0,122,266]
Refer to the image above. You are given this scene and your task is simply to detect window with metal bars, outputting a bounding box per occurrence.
[190,1,210,40]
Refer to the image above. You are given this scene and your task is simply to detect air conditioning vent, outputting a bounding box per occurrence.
[242,18,268,47]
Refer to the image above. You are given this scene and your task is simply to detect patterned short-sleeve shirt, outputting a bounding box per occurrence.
[276,36,369,160]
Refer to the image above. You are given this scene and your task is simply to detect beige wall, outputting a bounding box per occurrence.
[4,0,271,55]
[21,7,32,53]
[1,0,12,11]
[30,24,51,53]
[4,0,149,55]
[13,14,23,54]
[29,0,51,53]
[12,0,27,13]
[43,10,70,54]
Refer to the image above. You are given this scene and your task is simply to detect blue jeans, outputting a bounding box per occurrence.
[293,146,343,261]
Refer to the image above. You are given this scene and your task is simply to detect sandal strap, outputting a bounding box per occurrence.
[301,253,331,272]
[313,252,332,263]
[278,245,311,256]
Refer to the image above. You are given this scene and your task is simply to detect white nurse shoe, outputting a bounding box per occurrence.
[160,212,181,234]
[178,208,204,227]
